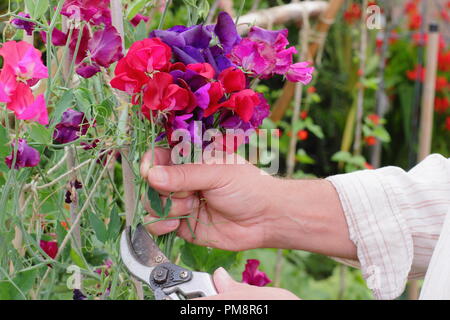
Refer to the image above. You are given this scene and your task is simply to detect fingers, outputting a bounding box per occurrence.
[143,195,197,217]
[144,215,180,236]
[143,195,199,236]
[147,163,230,193]
[212,267,241,293]
[140,148,172,180]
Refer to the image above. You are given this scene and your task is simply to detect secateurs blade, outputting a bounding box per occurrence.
[120,223,218,300]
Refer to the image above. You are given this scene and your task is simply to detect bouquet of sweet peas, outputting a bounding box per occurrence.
[110,12,314,154]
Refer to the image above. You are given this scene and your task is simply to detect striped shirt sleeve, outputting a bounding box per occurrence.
[326,154,450,300]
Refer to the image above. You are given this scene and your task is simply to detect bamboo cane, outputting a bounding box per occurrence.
[417,24,439,162]
[110,0,144,300]
[270,0,344,123]
[408,23,440,301]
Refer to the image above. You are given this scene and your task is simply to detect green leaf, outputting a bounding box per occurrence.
[29,123,52,145]
[107,206,122,241]
[89,212,108,243]
[331,151,352,163]
[70,248,88,269]
[180,242,208,271]
[0,269,36,300]
[0,125,10,158]
[51,90,74,127]
[204,249,237,274]
[147,186,163,217]
[180,242,238,273]
[33,0,49,19]
[126,0,147,19]
[296,149,315,164]
[25,0,49,19]
[161,197,172,218]
[373,126,391,143]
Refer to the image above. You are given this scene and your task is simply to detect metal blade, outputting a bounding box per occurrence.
[131,223,170,267]
[119,226,153,284]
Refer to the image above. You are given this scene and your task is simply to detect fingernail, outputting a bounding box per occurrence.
[148,166,168,185]
[213,267,234,293]
[215,267,232,282]
[162,219,179,228]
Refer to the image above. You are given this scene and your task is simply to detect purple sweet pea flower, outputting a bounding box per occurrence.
[40,28,68,46]
[76,63,101,78]
[53,109,90,144]
[214,12,241,53]
[5,139,40,169]
[73,289,87,300]
[11,12,35,36]
[88,25,123,68]
[242,259,271,287]
[250,93,270,127]
[65,179,83,204]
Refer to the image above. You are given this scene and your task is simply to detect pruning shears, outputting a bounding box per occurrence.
[120,223,218,300]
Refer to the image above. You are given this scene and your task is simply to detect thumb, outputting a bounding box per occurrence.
[147,164,229,193]
[212,267,242,293]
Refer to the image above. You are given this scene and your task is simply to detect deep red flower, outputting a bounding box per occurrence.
[300,110,308,120]
[435,76,449,92]
[126,38,172,73]
[406,65,425,81]
[210,89,260,122]
[435,97,450,113]
[218,67,246,93]
[446,116,450,131]
[438,50,450,72]
[368,114,380,125]
[364,162,375,170]
[343,3,362,24]
[40,240,58,259]
[186,63,215,79]
[408,12,422,30]
[142,72,191,114]
[297,129,308,141]
[242,259,271,287]
[365,136,377,146]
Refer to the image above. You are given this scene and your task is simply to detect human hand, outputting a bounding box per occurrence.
[140,147,277,251]
[196,267,300,300]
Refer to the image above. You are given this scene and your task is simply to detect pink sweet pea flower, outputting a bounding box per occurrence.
[7,82,48,125]
[0,41,48,83]
[285,62,314,84]
[0,65,18,103]
[242,259,271,287]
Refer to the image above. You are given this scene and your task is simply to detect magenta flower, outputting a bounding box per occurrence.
[86,25,123,68]
[5,139,40,170]
[242,259,271,287]
[130,14,149,27]
[11,12,35,36]
[285,62,314,84]
[61,0,112,26]
[53,109,90,144]
[39,240,58,259]
[0,40,48,83]
[230,26,313,83]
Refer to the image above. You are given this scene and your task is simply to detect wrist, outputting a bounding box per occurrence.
[260,178,356,259]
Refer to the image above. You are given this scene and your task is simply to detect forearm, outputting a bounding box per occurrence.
[262,178,357,259]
